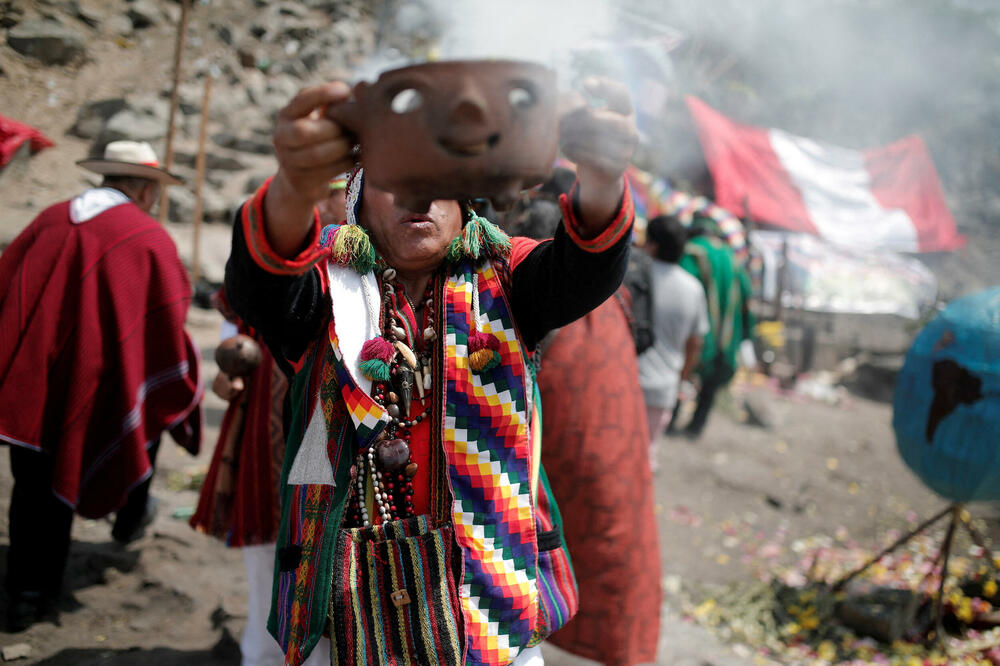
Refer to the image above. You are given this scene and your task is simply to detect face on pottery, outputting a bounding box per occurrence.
[359,181,463,276]
[337,60,559,209]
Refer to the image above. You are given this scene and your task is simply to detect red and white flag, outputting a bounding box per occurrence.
[686,96,964,253]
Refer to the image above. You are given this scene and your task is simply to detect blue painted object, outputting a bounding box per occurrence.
[894,287,1000,502]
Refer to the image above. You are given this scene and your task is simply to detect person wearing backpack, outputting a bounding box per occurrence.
[637,214,709,468]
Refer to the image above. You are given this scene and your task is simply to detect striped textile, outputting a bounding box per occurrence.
[528,467,578,647]
[523,367,578,647]
[329,515,463,665]
[271,344,352,665]
[443,260,539,666]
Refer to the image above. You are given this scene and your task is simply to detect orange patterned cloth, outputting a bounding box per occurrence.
[539,293,662,665]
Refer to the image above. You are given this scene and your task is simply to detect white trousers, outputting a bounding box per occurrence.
[513,645,544,665]
[241,543,330,666]
[242,543,542,666]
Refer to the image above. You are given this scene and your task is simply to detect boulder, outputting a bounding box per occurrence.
[244,171,271,194]
[107,13,132,36]
[211,132,272,155]
[69,98,128,139]
[0,2,25,29]
[303,0,338,10]
[127,0,161,29]
[69,0,102,28]
[7,20,86,65]
[201,189,234,224]
[279,22,315,42]
[1,642,32,661]
[98,109,167,146]
[276,2,309,19]
[126,93,169,123]
[172,150,248,172]
[167,187,195,224]
[216,24,234,46]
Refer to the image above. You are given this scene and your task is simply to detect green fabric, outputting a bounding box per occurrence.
[680,235,755,381]
[266,343,356,660]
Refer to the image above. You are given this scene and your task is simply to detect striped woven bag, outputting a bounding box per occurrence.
[327,514,464,666]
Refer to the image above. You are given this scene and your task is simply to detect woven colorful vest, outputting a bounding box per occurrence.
[268,257,577,666]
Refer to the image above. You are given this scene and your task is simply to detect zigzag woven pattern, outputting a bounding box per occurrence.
[328,322,389,446]
[443,261,539,665]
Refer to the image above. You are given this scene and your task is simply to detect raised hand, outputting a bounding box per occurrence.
[560,77,637,184]
[559,77,638,235]
[265,82,354,257]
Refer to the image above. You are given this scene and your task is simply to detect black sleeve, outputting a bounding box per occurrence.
[223,207,327,374]
[510,220,632,350]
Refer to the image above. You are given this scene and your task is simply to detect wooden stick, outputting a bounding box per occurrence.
[832,504,955,592]
[191,73,212,284]
[931,507,959,648]
[158,0,190,223]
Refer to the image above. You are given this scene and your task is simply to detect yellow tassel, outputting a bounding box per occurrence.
[331,224,377,273]
[469,348,495,371]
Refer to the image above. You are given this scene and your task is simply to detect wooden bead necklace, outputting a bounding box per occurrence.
[347,268,437,527]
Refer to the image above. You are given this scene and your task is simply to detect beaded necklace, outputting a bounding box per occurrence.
[346,268,438,527]
[330,167,511,527]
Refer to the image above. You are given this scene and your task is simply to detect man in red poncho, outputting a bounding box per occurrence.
[0,140,202,631]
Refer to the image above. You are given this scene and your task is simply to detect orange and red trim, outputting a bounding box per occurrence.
[241,177,326,275]
[558,179,635,254]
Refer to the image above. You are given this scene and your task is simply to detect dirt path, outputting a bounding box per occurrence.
[0,299,968,664]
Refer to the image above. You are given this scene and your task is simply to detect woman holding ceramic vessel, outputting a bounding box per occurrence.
[225,72,638,666]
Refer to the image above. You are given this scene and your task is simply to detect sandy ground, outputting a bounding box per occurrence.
[0,292,972,665]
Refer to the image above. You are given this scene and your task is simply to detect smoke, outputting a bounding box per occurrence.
[357,0,617,84]
[360,0,1000,287]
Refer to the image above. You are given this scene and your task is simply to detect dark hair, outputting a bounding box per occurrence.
[645,214,688,263]
[101,175,153,192]
[504,198,562,241]
[536,167,576,200]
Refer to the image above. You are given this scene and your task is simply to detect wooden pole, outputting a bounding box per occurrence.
[773,235,789,321]
[191,73,212,284]
[832,504,954,592]
[931,507,959,647]
[158,0,190,223]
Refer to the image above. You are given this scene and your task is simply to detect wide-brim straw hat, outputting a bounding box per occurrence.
[77,140,184,185]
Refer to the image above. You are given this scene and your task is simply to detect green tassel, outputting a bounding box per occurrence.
[446,236,465,263]
[477,216,511,257]
[446,210,513,265]
[359,358,391,382]
[463,215,482,259]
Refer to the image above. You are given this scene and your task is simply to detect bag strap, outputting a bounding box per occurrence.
[428,272,453,527]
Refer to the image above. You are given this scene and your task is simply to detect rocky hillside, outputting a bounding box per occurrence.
[0,0,374,275]
[1,0,996,297]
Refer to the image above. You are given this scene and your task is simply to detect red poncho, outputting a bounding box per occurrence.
[0,194,201,518]
[190,317,287,547]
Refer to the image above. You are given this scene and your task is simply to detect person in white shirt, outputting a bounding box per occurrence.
[637,214,709,470]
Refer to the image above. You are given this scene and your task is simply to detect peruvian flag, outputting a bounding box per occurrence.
[686,96,964,253]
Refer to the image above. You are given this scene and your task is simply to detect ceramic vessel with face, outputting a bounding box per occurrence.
[330,60,558,211]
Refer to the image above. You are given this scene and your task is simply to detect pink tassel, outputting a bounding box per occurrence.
[361,336,395,363]
[468,330,500,353]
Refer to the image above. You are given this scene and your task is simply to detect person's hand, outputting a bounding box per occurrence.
[212,371,245,402]
[560,77,637,187]
[558,78,637,235]
[272,82,355,205]
[265,82,354,257]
